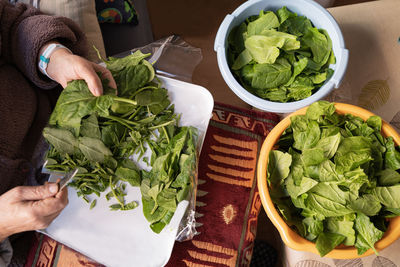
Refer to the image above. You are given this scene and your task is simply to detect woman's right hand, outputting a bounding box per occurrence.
[0,183,68,242]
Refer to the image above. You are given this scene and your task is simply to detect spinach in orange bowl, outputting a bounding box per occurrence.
[257,101,400,258]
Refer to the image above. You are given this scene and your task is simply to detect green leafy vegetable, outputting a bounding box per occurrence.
[227,6,335,102]
[43,127,78,154]
[378,169,400,186]
[268,101,400,256]
[316,232,346,257]
[44,51,198,234]
[78,137,112,163]
[249,58,292,90]
[268,150,292,185]
[115,167,141,187]
[247,11,280,36]
[326,217,355,246]
[80,114,101,139]
[90,199,97,210]
[372,185,400,209]
[302,27,331,66]
[354,213,384,255]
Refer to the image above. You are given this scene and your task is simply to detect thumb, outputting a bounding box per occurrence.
[12,184,59,201]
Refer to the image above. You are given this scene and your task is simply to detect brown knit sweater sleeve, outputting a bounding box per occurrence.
[0,0,88,89]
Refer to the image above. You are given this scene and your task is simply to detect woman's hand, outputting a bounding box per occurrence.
[44,44,117,96]
[0,184,68,242]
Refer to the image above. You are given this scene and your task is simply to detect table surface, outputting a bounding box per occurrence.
[146,0,380,263]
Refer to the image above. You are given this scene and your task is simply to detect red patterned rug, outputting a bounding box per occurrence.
[24,102,280,267]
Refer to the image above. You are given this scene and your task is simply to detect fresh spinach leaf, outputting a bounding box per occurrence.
[227,6,334,102]
[314,133,341,159]
[302,27,330,65]
[247,11,280,36]
[228,22,247,54]
[287,76,314,101]
[268,150,292,184]
[302,217,323,241]
[78,137,112,163]
[80,114,101,139]
[286,175,318,198]
[269,101,400,256]
[43,127,78,155]
[150,211,174,234]
[378,169,400,186]
[293,120,320,151]
[316,232,346,257]
[115,167,141,187]
[349,194,381,216]
[305,100,335,121]
[260,30,300,51]
[44,50,199,234]
[103,50,151,73]
[280,16,312,37]
[326,217,355,246]
[255,87,288,102]
[385,137,400,170]
[251,58,292,89]
[354,213,384,254]
[367,116,382,132]
[372,185,400,209]
[232,49,253,70]
[285,57,308,86]
[276,6,296,24]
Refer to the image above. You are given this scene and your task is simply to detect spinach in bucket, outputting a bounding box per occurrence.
[43,50,198,234]
[228,7,335,102]
[268,101,400,256]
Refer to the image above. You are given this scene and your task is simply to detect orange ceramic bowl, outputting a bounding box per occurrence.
[257,103,400,259]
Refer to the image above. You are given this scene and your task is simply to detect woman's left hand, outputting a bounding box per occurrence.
[44,45,117,96]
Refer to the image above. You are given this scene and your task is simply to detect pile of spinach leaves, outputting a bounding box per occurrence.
[228,6,335,102]
[268,101,400,256]
[43,50,198,234]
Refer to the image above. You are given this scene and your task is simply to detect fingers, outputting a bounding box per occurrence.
[8,184,59,201]
[91,63,117,91]
[30,190,68,216]
[55,186,68,200]
[0,184,68,235]
[49,51,116,97]
[78,61,103,96]
[23,200,67,231]
[53,178,68,199]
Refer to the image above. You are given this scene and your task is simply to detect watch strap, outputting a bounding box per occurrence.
[38,43,71,80]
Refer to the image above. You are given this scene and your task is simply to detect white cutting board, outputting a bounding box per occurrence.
[42,76,214,267]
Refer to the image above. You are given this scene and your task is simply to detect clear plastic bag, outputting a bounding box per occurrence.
[112,35,203,83]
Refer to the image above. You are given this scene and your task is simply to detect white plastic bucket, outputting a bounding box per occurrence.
[214,0,349,113]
